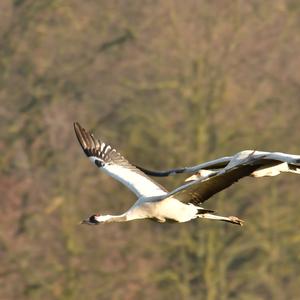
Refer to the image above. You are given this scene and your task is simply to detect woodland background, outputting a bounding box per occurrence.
[1,1,300,299]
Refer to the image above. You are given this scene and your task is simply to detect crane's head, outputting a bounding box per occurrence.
[80,214,100,225]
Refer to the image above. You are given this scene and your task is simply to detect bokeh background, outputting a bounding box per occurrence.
[1,1,300,299]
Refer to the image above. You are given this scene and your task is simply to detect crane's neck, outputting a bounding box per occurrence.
[95,213,128,223]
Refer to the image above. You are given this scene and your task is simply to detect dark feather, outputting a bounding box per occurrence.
[135,160,230,177]
[74,122,126,164]
[169,164,260,205]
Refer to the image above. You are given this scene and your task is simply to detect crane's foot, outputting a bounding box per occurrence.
[227,216,244,226]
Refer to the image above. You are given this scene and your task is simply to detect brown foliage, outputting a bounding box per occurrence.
[1,1,300,299]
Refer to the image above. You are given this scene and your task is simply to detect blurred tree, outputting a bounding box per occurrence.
[1,0,300,299]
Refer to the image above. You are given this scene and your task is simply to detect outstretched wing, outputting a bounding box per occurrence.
[136,150,300,179]
[74,122,167,198]
[164,165,259,205]
[163,151,300,205]
[136,156,232,177]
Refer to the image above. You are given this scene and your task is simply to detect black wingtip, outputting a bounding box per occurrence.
[73,122,91,156]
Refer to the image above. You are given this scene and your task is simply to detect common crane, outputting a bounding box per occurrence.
[74,123,300,226]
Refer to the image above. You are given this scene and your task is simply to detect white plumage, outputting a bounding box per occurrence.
[74,123,300,226]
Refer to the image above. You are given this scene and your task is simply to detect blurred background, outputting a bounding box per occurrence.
[1,1,300,299]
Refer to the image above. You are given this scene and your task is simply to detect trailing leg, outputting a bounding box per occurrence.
[197,213,244,226]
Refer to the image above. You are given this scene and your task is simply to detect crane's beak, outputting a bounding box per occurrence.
[79,218,100,225]
[79,219,90,225]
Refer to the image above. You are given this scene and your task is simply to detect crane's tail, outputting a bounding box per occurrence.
[197,208,215,214]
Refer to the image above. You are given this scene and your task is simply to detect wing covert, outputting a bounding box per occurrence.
[163,150,300,205]
[170,164,259,205]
